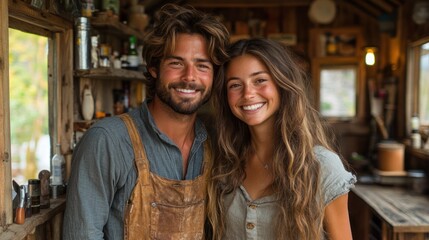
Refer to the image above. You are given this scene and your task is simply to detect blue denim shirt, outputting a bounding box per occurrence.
[63,100,208,240]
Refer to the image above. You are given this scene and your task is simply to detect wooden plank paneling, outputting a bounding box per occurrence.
[58,29,74,164]
[8,0,71,32]
[0,0,13,226]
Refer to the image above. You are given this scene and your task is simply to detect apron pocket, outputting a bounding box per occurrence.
[150,200,204,240]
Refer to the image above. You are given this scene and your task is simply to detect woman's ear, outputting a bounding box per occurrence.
[148,67,157,78]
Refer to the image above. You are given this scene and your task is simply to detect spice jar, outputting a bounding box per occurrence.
[28,179,41,214]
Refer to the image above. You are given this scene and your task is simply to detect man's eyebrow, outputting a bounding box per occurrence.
[165,55,183,61]
[164,55,211,63]
[195,58,211,63]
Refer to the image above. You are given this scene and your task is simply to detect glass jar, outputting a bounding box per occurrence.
[408,170,427,194]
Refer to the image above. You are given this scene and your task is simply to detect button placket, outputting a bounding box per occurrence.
[246,222,255,229]
[245,202,258,238]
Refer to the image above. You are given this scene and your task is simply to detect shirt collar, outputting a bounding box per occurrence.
[139,99,208,144]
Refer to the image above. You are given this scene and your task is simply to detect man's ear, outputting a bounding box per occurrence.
[148,67,157,78]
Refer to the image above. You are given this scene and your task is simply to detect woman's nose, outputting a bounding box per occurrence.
[243,84,255,99]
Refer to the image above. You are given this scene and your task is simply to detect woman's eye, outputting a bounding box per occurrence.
[228,83,241,89]
[255,78,267,84]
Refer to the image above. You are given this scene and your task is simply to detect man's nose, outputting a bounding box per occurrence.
[182,65,195,82]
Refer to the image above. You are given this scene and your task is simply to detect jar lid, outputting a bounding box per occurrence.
[75,17,90,27]
[28,179,41,184]
[408,170,426,178]
[377,141,404,149]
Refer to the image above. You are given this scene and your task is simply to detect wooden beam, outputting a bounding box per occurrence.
[8,0,72,32]
[386,0,404,7]
[369,0,394,13]
[338,1,379,22]
[186,0,312,8]
[350,0,383,18]
[0,0,13,227]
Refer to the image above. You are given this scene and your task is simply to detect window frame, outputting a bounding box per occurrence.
[0,1,73,226]
[319,63,359,119]
[309,27,366,123]
[406,36,429,134]
[311,57,366,123]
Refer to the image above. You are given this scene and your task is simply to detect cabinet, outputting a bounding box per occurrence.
[73,14,146,142]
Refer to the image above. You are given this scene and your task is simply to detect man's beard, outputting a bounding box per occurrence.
[156,81,211,115]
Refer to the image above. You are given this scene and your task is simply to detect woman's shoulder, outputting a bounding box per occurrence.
[314,145,357,204]
[313,145,343,169]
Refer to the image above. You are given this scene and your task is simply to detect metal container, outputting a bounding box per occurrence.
[74,17,91,70]
[377,142,404,172]
[408,170,427,194]
[28,179,41,214]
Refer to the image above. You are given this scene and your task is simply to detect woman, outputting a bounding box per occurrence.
[207,38,356,240]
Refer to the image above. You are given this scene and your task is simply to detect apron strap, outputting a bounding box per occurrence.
[119,114,150,185]
[201,137,212,175]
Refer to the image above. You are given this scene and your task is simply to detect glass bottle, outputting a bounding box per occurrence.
[127,35,139,71]
[411,115,421,148]
[91,35,99,68]
[51,143,65,186]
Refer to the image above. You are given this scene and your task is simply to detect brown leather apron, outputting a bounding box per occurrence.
[120,114,211,240]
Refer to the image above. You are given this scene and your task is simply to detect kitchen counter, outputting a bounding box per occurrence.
[350,184,429,240]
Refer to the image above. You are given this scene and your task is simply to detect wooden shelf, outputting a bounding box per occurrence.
[90,14,145,40]
[313,56,361,63]
[0,198,66,240]
[74,68,146,81]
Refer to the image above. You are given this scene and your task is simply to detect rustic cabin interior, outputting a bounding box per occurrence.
[1,0,429,239]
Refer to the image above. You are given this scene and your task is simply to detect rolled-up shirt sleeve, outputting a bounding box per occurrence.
[315,146,357,205]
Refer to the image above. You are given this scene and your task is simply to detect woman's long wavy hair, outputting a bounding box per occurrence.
[142,3,230,100]
[207,38,338,239]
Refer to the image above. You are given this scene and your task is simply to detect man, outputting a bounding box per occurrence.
[63,4,229,239]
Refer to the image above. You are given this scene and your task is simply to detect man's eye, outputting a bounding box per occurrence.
[165,59,182,67]
[197,64,212,71]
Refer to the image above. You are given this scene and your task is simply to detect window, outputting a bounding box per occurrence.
[309,27,365,122]
[407,37,429,133]
[9,28,50,186]
[1,1,73,226]
[319,65,357,118]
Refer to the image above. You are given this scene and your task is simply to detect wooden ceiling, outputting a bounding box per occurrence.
[340,0,405,20]
[141,0,407,21]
